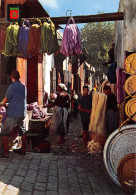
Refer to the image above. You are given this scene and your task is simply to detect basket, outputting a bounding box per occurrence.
[125,53,136,75]
[125,75,136,97]
[125,98,136,121]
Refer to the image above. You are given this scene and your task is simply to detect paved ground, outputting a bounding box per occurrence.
[0,115,133,195]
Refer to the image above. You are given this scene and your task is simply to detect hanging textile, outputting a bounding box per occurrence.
[88,92,107,147]
[60,17,82,57]
[89,92,107,137]
[3,23,20,56]
[116,67,126,104]
[107,62,117,84]
[18,20,31,58]
[41,18,59,55]
[0,27,7,53]
[27,19,42,56]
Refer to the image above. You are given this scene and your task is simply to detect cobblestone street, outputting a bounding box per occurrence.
[0,115,131,195]
[1,0,136,194]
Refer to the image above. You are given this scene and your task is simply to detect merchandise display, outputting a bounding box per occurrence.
[103,125,136,188]
[125,53,136,75]
[125,75,136,97]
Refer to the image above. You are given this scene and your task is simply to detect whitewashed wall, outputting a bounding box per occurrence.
[43,53,54,97]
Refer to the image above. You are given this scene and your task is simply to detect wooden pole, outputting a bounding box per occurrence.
[51,12,124,24]
[0,12,124,28]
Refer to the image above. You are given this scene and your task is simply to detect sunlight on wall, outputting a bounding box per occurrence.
[0,181,19,194]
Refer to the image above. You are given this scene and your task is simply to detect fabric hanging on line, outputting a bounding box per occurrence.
[27,19,42,56]
[41,18,59,55]
[3,23,20,56]
[18,20,31,58]
[60,17,82,57]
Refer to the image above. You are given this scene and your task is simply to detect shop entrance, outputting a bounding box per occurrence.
[27,56,38,104]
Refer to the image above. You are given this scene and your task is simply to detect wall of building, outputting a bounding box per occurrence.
[115,0,136,68]
[115,20,124,68]
[43,54,54,98]
[0,55,15,101]
[124,0,136,52]
[115,0,136,125]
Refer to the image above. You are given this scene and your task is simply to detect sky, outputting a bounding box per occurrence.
[38,0,120,29]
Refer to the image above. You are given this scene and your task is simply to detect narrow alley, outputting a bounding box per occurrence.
[0,115,129,195]
[0,1,136,195]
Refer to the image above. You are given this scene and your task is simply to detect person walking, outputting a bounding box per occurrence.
[103,85,118,136]
[78,86,92,147]
[72,90,79,118]
[0,70,27,157]
[46,83,70,144]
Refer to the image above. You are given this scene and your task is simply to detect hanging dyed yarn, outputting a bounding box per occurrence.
[89,92,107,146]
[41,18,59,55]
[60,17,82,57]
[18,20,31,58]
[27,19,42,56]
[116,67,126,104]
[3,23,20,56]
[0,27,6,53]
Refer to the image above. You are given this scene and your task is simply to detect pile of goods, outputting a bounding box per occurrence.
[87,140,103,154]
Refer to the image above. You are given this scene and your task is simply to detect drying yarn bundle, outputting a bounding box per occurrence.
[89,92,107,147]
[60,17,82,57]
[89,92,107,136]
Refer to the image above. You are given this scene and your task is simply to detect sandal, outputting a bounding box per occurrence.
[2,154,10,158]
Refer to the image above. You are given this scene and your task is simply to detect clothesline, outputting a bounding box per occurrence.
[1,17,82,58]
[2,18,59,57]
[0,17,61,30]
[0,12,124,28]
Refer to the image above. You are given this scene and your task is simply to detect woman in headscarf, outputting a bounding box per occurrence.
[46,83,70,144]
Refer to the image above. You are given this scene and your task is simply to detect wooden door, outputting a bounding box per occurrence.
[27,56,38,104]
